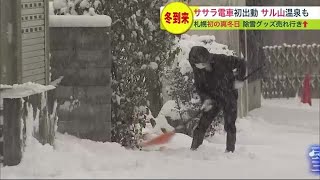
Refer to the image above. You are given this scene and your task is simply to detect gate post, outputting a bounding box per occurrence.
[3,98,23,166]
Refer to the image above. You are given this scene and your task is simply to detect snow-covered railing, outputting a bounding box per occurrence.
[262,44,320,98]
[49,14,112,142]
[0,83,57,166]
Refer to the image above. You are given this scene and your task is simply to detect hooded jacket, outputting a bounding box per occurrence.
[188,46,246,104]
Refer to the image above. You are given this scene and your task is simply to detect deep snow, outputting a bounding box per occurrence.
[1,98,319,179]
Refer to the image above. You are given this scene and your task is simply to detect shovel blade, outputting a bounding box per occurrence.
[141,131,176,147]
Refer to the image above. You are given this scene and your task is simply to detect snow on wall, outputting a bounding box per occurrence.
[1,82,57,153]
[49,1,112,27]
[49,15,112,27]
[0,82,55,99]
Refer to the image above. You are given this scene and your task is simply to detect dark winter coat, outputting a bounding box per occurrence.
[188,46,246,104]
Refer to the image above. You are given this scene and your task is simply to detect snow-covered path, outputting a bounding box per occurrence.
[1,99,319,179]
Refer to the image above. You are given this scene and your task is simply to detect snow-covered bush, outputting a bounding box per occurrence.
[52,0,179,148]
[52,0,104,15]
[163,34,235,137]
[108,0,179,149]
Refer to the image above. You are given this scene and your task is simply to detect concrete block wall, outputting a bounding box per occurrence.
[50,26,112,142]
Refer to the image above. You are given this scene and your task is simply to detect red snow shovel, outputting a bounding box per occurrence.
[140,131,176,147]
[140,125,187,147]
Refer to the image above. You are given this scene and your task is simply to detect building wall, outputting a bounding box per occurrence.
[0,0,18,85]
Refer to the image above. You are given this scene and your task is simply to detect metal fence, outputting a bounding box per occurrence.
[262,44,320,98]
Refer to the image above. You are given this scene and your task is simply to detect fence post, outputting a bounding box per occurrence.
[3,98,23,166]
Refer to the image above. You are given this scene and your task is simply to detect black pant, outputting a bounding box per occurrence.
[191,90,238,152]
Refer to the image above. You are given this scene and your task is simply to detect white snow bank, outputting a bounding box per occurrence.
[53,0,67,10]
[157,100,181,121]
[157,100,191,121]
[174,34,235,74]
[251,98,320,133]
[152,114,175,132]
[49,15,112,27]
[142,109,175,136]
[2,98,319,178]
[0,82,55,98]
[261,97,319,112]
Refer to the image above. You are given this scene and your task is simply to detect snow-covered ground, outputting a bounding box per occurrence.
[1,98,319,179]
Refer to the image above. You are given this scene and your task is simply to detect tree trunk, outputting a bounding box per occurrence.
[146,70,162,117]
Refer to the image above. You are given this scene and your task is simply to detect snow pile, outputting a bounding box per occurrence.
[157,100,182,121]
[174,34,235,75]
[2,98,319,178]
[256,98,320,133]
[140,108,175,151]
[49,15,112,27]
[53,0,67,10]
[0,82,55,98]
[143,114,174,135]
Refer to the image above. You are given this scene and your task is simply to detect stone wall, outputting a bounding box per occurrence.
[50,25,112,142]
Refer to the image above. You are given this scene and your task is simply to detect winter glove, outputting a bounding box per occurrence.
[234,80,244,89]
[201,99,213,112]
[233,68,238,76]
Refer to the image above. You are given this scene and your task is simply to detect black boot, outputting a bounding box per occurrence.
[191,127,205,150]
[225,132,236,153]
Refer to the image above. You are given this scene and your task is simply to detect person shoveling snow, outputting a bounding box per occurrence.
[188,46,246,152]
[141,46,247,153]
